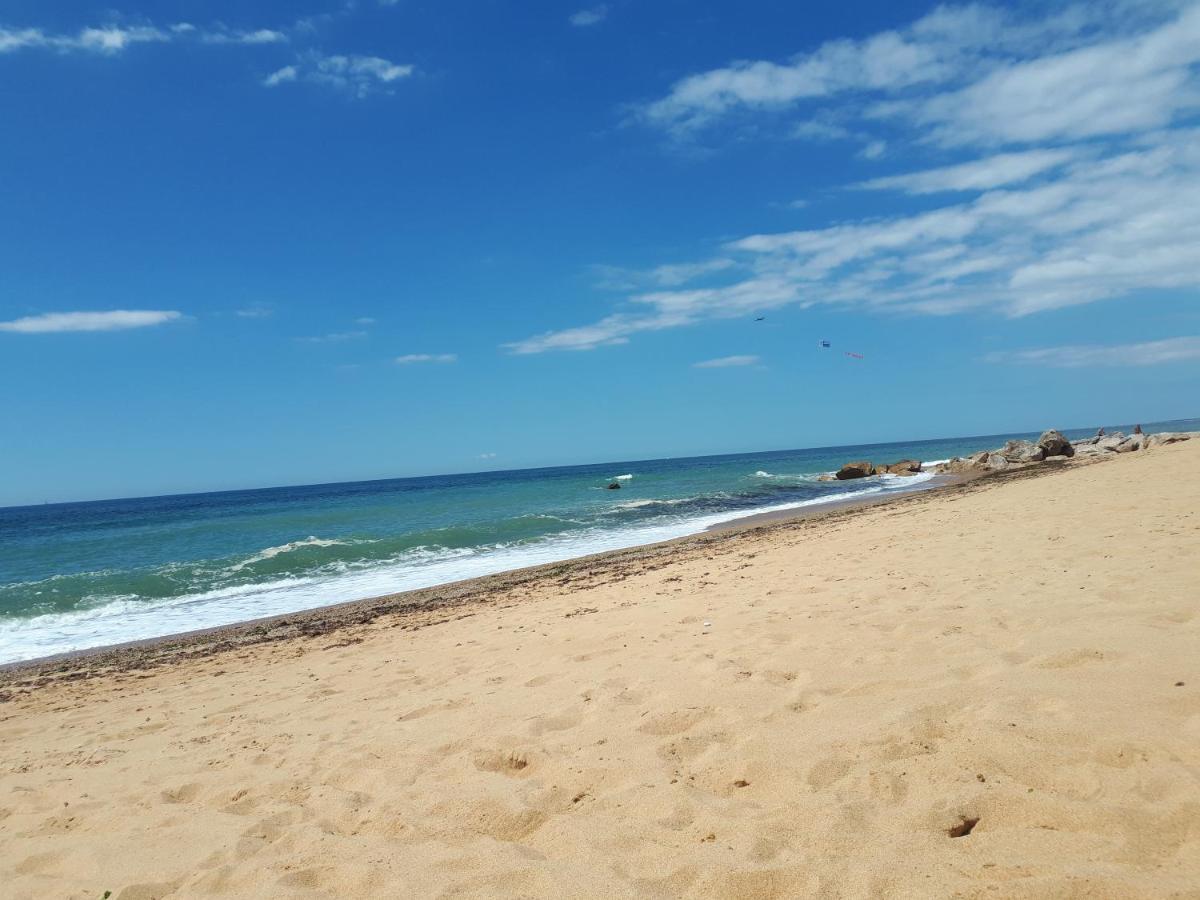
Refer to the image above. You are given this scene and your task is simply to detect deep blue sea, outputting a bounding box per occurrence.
[2,419,1194,663]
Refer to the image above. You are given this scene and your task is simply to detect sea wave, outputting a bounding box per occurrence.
[0,470,942,663]
[227,536,366,573]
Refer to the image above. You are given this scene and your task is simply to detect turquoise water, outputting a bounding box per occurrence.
[1,419,1193,663]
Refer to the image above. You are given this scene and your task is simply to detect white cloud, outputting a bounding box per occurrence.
[0,310,182,333]
[202,28,287,46]
[0,19,287,57]
[478,452,497,459]
[593,258,737,291]
[693,355,761,368]
[395,353,457,364]
[570,6,609,27]
[638,2,1194,142]
[986,336,1200,367]
[354,316,377,325]
[74,25,169,54]
[509,127,1200,350]
[857,148,1079,194]
[236,305,273,318]
[510,5,1200,353]
[876,6,1200,148]
[859,139,887,159]
[298,330,367,343]
[263,65,298,87]
[267,53,414,97]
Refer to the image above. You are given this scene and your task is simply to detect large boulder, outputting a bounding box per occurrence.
[1146,431,1197,448]
[1116,434,1146,452]
[1037,429,1074,458]
[985,452,1010,470]
[1044,454,1071,462]
[880,459,922,476]
[835,460,874,480]
[999,439,1044,463]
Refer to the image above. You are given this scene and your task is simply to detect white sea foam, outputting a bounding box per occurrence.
[613,474,634,481]
[226,536,362,573]
[0,472,941,664]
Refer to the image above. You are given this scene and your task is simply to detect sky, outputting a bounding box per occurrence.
[2,0,1199,505]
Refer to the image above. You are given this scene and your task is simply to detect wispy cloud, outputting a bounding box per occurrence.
[478,452,497,460]
[297,330,367,344]
[236,305,273,319]
[264,53,414,97]
[509,4,1200,353]
[202,28,287,46]
[592,258,737,291]
[985,337,1200,368]
[395,353,457,364]
[354,316,377,325]
[0,20,288,56]
[693,355,761,368]
[855,148,1080,194]
[0,310,182,333]
[0,24,170,55]
[569,6,609,27]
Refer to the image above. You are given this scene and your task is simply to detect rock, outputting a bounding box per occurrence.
[835,461,874,480]
[1146,431,1197,448]
[1115,434,1146,452]
[606,481,621,490]
[1037,429,1074,458]
[883,459,922,475]
[1044,454,1070,462]
[1096,433,1127,452]
[985,452,1010,470]
[999,440,1044,463]
[817,474,836,482]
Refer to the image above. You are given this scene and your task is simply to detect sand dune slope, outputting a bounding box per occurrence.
[2,443,1200,899]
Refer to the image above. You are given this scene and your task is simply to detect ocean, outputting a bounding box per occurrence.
[2,419,1193,664]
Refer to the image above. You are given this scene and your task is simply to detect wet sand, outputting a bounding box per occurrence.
[2,443,1198,898]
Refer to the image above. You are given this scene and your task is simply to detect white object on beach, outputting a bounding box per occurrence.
[703,621,712,627]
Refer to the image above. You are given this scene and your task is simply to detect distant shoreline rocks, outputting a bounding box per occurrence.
[927,428,1196,476]
[829,429,1198,481]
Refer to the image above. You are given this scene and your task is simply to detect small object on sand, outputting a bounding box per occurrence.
[703,621,712,627]
[733,779,750,788]
[948,816,980,838]
[606,481,621,490]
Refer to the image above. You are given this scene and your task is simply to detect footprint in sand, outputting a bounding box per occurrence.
[807,756,853,789]
[638,707,712,736]
[1035,648,1112,669]
[474,749,533,775]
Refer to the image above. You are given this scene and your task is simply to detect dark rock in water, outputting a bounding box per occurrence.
[1037,429,1074,458]
[882,459,922,476]
[606,481,621,490]
[835,461,874,480]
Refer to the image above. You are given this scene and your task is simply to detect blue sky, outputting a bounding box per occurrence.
[2,0,1199,505]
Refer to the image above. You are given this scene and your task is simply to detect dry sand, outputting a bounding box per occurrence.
[2,442,1199,899]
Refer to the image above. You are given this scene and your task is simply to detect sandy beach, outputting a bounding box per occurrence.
[2,441,1199,899]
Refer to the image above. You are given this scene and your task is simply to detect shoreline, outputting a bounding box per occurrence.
[0,463,1025,687]
[4,441,1197,897]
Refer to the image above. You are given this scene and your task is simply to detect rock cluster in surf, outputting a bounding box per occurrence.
[834,458,923,480]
